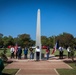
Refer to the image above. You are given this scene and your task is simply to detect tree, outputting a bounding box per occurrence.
[73,38,76,49]
[0,33,3,47]
[41,36,48,46]
[3,36,14,47]
[48,36,55,48]
[17,33,31,47]
[56,32,74,48]
[0,33,3,38]
[0,38,4,47]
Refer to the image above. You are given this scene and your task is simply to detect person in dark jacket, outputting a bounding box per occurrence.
[24,47,28,59]
[18,46,22,59]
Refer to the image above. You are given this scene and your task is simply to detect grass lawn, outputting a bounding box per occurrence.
[2,69,18,75]
[57,62,76,75]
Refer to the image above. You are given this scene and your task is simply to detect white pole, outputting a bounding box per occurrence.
[35,9,41,60]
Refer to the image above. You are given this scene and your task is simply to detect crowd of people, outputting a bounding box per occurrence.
[10,45,28,59]
[10,45,73,60]
[10,45,40,60]
[10,45,51,60]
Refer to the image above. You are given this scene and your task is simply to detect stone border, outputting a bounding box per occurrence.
[65,63,73,69]
[54,69,60,75]
[15,69,21,75]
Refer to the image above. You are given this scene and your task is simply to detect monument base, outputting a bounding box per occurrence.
[34,53,44,60]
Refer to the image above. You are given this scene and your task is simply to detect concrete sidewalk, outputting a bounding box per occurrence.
[5,58,72,75]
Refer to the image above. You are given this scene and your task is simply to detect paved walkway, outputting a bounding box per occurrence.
[5,57,73,75]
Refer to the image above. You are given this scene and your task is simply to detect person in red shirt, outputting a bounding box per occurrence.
[46,47,50,60]
[14,46,18,59]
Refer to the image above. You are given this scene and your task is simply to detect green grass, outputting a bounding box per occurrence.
[54,49,68,56]
[2,69,18,75]
[57,62,76,75]
[57,69,76,75]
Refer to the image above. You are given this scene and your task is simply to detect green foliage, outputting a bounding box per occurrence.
[0,53,8,62]
[17,33,34,47]
[0,33,4,46]
[56,32,74,48]
[3,36,14,47]
[70,49,75,57]
[0,48,11,57]
[0,48,8,62]
[70,49,75,62]
[41,36,48,46]
[0,32,76,48]
[0,33,3,38]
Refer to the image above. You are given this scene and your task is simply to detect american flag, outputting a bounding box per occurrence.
[52,42,57,54]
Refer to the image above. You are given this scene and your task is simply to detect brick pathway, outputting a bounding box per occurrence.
[5,59,72,75]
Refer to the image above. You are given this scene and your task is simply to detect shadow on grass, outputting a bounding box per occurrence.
[2,73,10,75]
[63,60,76,63]
[55,54,67,57]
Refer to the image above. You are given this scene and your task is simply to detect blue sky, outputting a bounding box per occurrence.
[0,0,76,40]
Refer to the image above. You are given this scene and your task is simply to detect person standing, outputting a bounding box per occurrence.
[10,46,15,59]
[29,47,34,59]
[36,46,40,61]
[59,46,64,59]
[17,46,22,59]
[46,47,50,60]
[24,47,28,59]
[67,46,71,58]
[14,45,18,59]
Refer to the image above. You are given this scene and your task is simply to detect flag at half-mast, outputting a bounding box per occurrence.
[52,42,57,54]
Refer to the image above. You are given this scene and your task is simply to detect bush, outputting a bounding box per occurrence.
[0,48,8,62]
[70,49,75,62]
[0,53,8,62]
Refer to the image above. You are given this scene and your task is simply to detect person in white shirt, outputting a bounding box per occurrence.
[67,46,71,58]
[36,46,40,61]
[10,46,15,58]
[59,46,64,59]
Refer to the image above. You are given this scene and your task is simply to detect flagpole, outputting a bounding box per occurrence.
[52,35,57,54]
[53,35,55,47]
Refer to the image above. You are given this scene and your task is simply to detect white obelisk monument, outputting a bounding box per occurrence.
[36,9,41,60]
